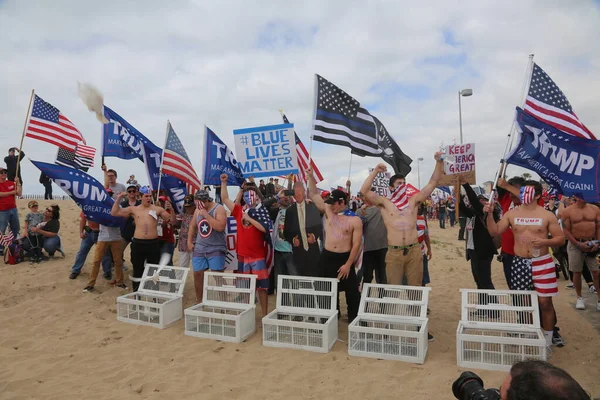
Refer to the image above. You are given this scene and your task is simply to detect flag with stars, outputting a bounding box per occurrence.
[55,147,92,171]
[0,230,14,247]
[30,160,125,227]
[101,106,188,213]
[524,63,595,140]
[506,107,600,202]
[247,204,274,271]
[281,113,324,184]
[311,75,412,175]
[162,121,202,193]
[25,94,86,150]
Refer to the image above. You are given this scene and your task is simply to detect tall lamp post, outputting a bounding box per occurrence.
[417,157,424,189]
[458,88,473,144]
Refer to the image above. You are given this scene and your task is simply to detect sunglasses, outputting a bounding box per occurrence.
[127,190,137,193]
[0,171,7,174]
[30,205,39,208]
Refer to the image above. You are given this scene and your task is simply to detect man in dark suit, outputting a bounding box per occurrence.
[283,181,322,276]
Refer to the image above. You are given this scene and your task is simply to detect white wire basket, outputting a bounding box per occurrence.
[184,272,257,343]
[456,289,547,371]
[262,275,338,353]
[116,264,189,329]
[348,284,431,364]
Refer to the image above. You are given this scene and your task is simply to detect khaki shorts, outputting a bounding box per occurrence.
[385,245,423,286]
[567,241,599,273]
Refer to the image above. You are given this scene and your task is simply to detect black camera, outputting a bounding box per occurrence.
[452,371,500,400]
[283,190,295,196]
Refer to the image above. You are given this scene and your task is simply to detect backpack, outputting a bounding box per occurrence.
[4,242,23,265]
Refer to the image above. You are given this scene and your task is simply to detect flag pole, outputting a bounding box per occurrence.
[15,89,35,186]
[347,152,353,182]
[490,53,535,201]
[155,120,170,203]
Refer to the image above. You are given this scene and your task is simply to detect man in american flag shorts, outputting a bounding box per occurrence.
[485,180,564,348]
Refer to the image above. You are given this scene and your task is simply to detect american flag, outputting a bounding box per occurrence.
[281,113,323,184]
[25,94,86,150]
[55,147,91,171]
[524,63,595,140]
[389,184,409,211]
[520,186,535,205]
[75,143,96,160]
[248,204,274,272]
[162,122,202,193]
[0,231,15,247]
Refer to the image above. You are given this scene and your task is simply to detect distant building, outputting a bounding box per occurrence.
[483,181,493,194]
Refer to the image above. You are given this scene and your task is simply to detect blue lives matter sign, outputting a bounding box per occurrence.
[233,123,299,178]
[507,107,600,202]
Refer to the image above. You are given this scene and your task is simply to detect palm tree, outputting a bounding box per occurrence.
[522,172,532,180]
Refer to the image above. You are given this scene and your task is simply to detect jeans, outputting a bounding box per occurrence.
[274,251,298,289]
[439,211,446,229]
[458,217,466,240]
[43,236,61,256]
[0,208,20,252]
[43,182,53,200]
[71,231,112,275]
[448,211,456,227]
[160,241,175,266]
[362,248,388,285]
[467,249,495,290]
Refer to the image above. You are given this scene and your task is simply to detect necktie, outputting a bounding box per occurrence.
[298,202,309,251]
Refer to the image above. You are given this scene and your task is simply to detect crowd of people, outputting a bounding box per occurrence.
[2,150,600,354]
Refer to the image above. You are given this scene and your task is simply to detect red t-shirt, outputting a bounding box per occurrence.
[159,211,175,243]
[232,204,267,259]
[498,191,545,255]
[0,181,17,211]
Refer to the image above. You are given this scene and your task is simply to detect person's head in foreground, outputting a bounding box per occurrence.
[139,186,153,206]
[388,174,405,191]
[501,360,590,400]
[324,189,348,214]
[194,190,213,208]
[45,204,60,220]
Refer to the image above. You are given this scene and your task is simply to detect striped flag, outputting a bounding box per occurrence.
[0,231,15,247]
[55,147,92,171]
[520,186,535,205]
[25,94,86,150]
[281,113,323,184]
[161,122,202,194]
[75,143,96,160]
[524,63,595,140]
[389,184,409,211]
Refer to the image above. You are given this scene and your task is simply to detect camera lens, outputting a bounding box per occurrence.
[452,371,485,399]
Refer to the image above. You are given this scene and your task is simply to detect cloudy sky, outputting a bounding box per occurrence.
[1,0,599,195]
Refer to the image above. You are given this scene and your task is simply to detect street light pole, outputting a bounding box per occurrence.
[458,88,473,144]
[417,157,424,189]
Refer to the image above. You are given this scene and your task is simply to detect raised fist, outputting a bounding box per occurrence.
[375,163,387,173]
[220,173,228,182]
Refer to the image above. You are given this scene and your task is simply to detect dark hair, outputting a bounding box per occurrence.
[49,204,60,220]
[507,360,590,400]
[523,180,543,197]
[389,174,405,188]
[507,176,526,188]
[107,169,117,177]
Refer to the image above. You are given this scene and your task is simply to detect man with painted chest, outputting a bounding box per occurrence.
[485,180,564,348]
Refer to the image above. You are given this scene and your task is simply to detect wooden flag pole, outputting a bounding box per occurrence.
[155,120,170,204]
[14,89,35,187]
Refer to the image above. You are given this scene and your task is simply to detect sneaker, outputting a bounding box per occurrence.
[428,333,435,342]
[565,282,574,290]
[589,285,597,294]
[552,330,566,347]
[575,297,585,310]
[82,286,94,293]
[116,283,128,290]
[69,272,79,280]
[103,272,112,281]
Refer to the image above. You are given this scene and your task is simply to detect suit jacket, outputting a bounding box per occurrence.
[283,201,323,247]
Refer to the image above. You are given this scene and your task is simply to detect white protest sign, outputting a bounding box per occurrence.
[233,123,299,178]
[368,168,391,197]
[224,216,238,270]
[443,143,475,175]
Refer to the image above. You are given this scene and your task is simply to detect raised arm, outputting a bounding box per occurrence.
[497,178,520,199]
[462,183,483,215]
[187,209,199,251]
[111,192,132,218]
[414,153,443,204]
[484,205,511,237]
[219,173,236,212]
[102,164,109,188]
[306,167,327,214]
[360,164,387,207]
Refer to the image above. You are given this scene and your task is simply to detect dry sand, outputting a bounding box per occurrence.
[1,199,599,399]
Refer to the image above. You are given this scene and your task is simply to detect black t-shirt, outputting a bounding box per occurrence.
[438,202,446,213]
[43,219,60,233]
[120,199,141,241]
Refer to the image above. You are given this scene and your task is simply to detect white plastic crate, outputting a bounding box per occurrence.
[457,289,547,372]
[262,275,338,353]
[184,272,257,343]
[348,284,431,364]
[117,264,189,329]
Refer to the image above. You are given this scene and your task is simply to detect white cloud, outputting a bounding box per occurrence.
[0,0,599,195]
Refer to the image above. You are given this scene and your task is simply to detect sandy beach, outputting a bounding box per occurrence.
[1,199,599,400]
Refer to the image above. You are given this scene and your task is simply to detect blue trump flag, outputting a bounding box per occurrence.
[31,160,125,227]
[507,107,600,202]
[437,186,452,195]
[102,106,187,212]
[202,126,245,186]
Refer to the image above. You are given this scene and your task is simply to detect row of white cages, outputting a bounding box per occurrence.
[115,267,547,370]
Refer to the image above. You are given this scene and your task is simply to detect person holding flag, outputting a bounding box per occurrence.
[0,166,21,256]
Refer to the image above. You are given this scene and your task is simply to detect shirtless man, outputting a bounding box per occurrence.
[485,180,564,347]
[111,186,171,291]
[360,152,443,286]
[307,168,362,320]
[560,194,600,311]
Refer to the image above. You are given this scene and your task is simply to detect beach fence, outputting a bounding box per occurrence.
[21,194,71,201]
